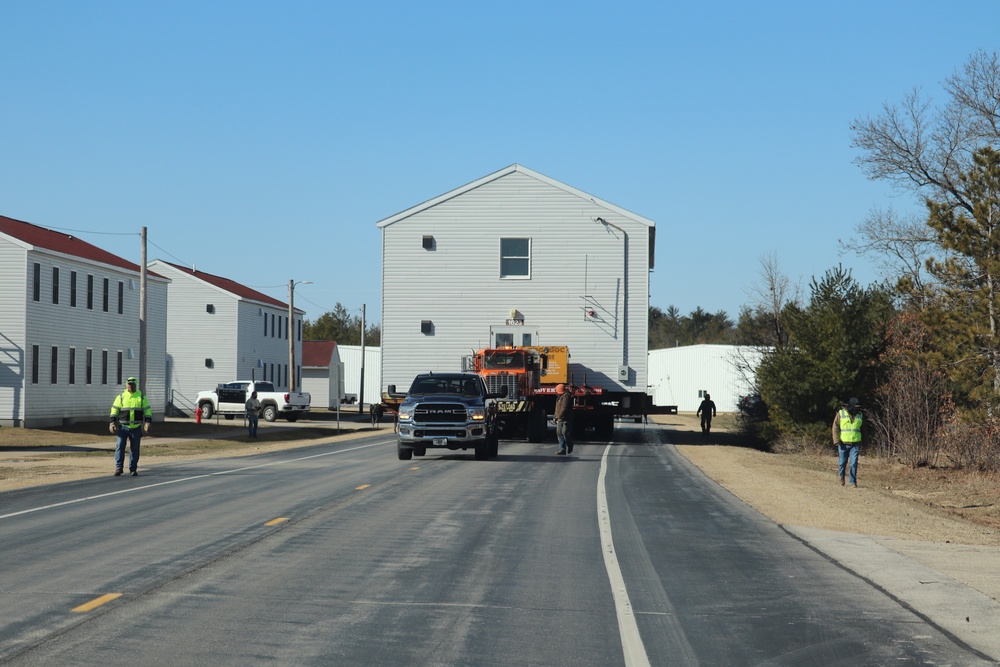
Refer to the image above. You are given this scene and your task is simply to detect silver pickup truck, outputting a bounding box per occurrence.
[196,380,311,422]
[390,372,506,461]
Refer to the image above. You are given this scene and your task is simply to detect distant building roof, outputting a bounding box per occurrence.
[156,261,294,311]
[0,214,164,277]
[303,340,336,368]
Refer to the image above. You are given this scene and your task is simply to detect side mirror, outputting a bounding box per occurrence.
[387,385,396,394]
[491,386,508,399]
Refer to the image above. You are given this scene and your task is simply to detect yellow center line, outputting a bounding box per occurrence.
[72,593,122,613]
[264,517,289,526]
[409,467,420,470]
[355,484,370,490]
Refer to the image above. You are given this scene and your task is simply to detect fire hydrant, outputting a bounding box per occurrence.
[195,407,202,424]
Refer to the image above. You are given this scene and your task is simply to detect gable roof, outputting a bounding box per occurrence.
[152,260,295,312]
[303,340,336,368]
[375,164,655,229]
[0,214,165,278]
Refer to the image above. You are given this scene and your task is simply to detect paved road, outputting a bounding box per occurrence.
[0,423,994,665]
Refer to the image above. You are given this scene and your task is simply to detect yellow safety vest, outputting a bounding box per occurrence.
[111,390,152,428]
[838,409,862,444]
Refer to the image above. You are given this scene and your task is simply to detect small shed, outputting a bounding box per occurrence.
[302,341,344,409]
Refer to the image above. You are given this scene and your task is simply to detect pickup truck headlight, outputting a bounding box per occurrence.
[398,406,414,421]
[468,407,486,421]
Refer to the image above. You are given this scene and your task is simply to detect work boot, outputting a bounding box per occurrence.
[114,469,123,477]
[839,476,845,486]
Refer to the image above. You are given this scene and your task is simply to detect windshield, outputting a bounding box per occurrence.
[483,351,525,370]
[409,376,483,396]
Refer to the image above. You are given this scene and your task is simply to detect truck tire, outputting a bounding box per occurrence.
[474,442,488,460]
[398,444,413,460]
[199,403,213,420]
[224,414,235,421]
[285,412,299,422]
[414,447,426,457]
[262,404,278,422]
[488,431,499,458]
[527,407,547,443]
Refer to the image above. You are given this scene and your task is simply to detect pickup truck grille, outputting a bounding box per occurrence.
[413,404,468,423]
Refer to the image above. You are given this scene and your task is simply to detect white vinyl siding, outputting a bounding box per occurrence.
[2,243,169,427]
[379,167,652,396]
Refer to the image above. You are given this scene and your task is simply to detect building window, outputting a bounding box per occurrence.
[118,281,124,314]
[69,347,76,384]
[52,267,60,304]
[51,346,58,384]
[70,271,77,307]
[101,350,108,385]
[102,278,109,312]
[86,349,93,384]
[32,263,41,302]
[263,311,268,336]
[87,274,94,310]
[500,238,531,278]
[116,350,123,385]
[271,314,275,337]
[31,345,39,384]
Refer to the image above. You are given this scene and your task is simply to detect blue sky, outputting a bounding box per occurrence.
[2,1,998,326]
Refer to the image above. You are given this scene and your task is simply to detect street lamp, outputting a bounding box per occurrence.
[288,279,312,392]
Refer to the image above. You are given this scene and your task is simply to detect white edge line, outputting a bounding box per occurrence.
[599,443,651,667]
[0,439,393,521]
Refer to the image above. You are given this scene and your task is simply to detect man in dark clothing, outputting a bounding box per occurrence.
[697,393,717,434]
[554,383,574,455]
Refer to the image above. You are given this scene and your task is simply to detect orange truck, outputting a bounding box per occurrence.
[464,345,615,441]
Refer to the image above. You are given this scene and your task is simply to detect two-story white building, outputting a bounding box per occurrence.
[0,215,169,427]
[376,164,655,400]
[147,260,305,416]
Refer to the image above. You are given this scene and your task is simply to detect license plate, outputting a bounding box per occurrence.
[433,438,448,447]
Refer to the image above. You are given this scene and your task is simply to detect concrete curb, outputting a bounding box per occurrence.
[787,526,1000,661]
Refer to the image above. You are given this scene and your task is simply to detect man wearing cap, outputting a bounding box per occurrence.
[832,397,863,487]
[554,383,574,455]
[110,377,152,476]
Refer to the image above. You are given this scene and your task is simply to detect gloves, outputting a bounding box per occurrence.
[109,422,118,434]
[143,419,151,435]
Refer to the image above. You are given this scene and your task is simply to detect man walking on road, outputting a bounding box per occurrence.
[832,397,863,487]
[697,392,717,434]
[554,383,574,455]
[110,376,152,476]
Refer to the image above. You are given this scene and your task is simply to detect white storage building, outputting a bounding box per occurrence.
[647,344,767,413]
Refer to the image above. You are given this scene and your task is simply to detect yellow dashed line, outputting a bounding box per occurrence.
[264,517,289,526]
[72,593,122,613]
[355,484,370,490]
[409,467,420,470]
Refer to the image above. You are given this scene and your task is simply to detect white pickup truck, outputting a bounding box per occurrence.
[196,381,311,422]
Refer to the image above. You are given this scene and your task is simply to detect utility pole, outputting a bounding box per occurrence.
[288,279,312,392]
[359,304,366,414]
[140,226,147,393]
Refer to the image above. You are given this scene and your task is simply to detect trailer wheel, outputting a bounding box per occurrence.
[262,405,278,422]
[595,413,615,439]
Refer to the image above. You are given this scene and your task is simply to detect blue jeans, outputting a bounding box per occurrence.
[838,444,859,485]
[115,426,142,472]
[556,419,573,452]
[248,414,259,437]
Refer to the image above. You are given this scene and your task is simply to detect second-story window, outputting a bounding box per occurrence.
[87,275,94,310]
[70,271,77,307]
[500,238,531,279]
[102,278,109,312]
[32,263,41,302]
[52,267,60,304]
[117,281,124,314]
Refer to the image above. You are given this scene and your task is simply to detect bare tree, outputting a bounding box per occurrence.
[841,207,937,298]
[851,50,1000,217]
[741,251,801,348]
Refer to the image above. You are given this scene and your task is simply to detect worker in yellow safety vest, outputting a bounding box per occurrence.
[110,376,152,476]
[831,397,862,487]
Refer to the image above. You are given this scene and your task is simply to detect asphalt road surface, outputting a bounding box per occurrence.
[1,422,993,666]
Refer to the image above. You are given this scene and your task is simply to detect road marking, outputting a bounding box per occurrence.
[0,440,394,521]
[599,445,651,667]
[264,517,289,526]
[355,484,370,490]
[72,593,122,613]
